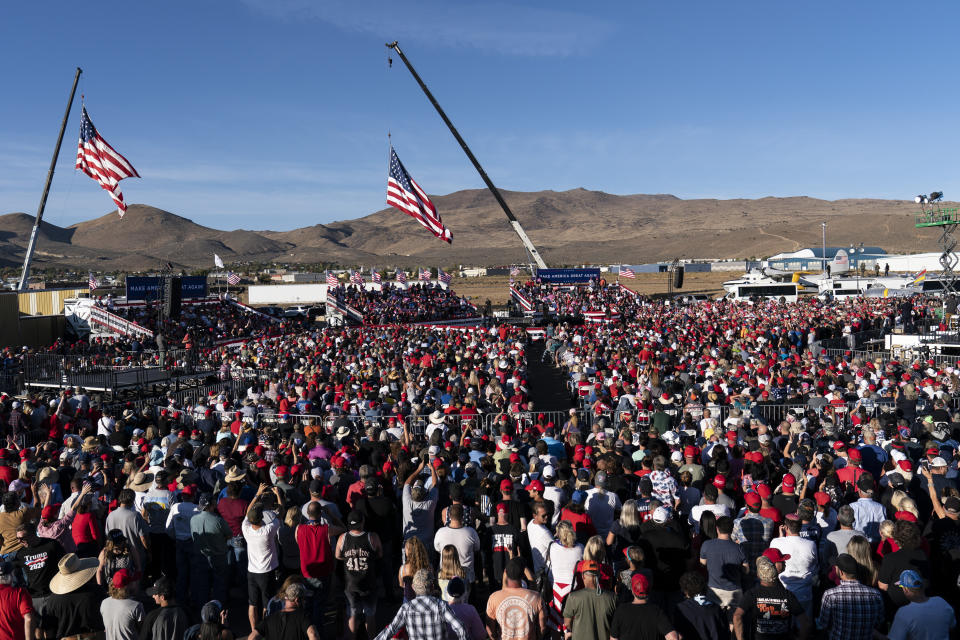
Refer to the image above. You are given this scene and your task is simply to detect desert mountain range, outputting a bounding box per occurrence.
[0,189,948,270]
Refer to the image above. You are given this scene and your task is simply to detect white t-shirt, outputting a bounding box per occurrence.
[433,525,481,579]
[547,542,583,585]
[527,523,554,575]
[585,488,621,536]
[689,503,731,533]
[242,511,280,573]
[769,535,817,602]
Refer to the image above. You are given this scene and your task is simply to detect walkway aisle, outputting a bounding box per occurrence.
[526,339,576,413]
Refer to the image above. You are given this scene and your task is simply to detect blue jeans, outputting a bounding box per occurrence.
[227,537,247,585]
[192,553,228,610]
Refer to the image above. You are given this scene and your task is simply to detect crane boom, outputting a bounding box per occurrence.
[386,41,547,269]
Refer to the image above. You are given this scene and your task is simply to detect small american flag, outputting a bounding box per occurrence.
[371,269,382,284]
[76,107,140,217]
[620,267,636,279]
[419,268,431,282]
[438,268,452,285]
[396,270,407,285]
[386,147,451,243]
[510,266,520,277]
[350,271,364,286]
[227,272,241,285]
[326,271,338,287]
[88,272,99,291]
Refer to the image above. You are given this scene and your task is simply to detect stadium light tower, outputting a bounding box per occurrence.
[821,222,827,274]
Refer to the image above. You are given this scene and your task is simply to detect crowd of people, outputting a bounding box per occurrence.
[0,283,958,640]
[333,283,480,325]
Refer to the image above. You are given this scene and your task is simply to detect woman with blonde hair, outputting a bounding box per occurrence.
[437,544,467,601]
[846,535,879,586]
[547,520,584,635]
[398,537,432,602]
[575,534,614,590]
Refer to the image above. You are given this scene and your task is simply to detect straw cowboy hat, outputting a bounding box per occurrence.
[428,410,446,425]
[224,467,246,483]
[37,467,59,485]
[49,553,98,594]
[127,471,154,492]
[335,425,352,440]
[81,436,100,453]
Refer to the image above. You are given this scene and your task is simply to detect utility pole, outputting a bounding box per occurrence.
[386,41,547,269]
[19,67,83,291]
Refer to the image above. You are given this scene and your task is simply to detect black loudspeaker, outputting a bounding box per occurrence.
[162,276,173,317]
[673,266,684,289]
[169,276,182,319]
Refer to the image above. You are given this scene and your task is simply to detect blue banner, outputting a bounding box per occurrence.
[125,276,208,301]
[535,268,601,283]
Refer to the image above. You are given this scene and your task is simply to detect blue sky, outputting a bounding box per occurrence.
[2,0,960,231]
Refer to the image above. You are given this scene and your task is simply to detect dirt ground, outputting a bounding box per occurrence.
[452,271,734,306]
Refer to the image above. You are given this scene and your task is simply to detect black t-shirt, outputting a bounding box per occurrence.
[878,548,930,608]
[738,581,803,640]
[490,523,521,583]
[674,597,730,640]
[255,609,313,640]
[139,604,190,640]
[43,582,105,638]
[355,495,399,542]
[609,602,675,640]
[929,515,960,559]
[640,523,690,591]
[15,539,64,597]
[770,494,797,518]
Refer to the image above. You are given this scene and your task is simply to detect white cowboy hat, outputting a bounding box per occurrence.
[335,425,352,440]
[49,553,98,594]
[224,467,246,483]
[428,410,445,425]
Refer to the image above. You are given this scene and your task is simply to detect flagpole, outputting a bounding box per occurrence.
[19,67,82,291]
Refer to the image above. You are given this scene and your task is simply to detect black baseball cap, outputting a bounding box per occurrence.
[835,554,858,576]
[347,510,365,527]
[146,575,173,597]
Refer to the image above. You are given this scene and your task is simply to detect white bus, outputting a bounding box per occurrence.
[723,283,799,303]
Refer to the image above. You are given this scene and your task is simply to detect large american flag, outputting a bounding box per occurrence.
[326,271,338,287]
[396,270,407,285]
[419,268,431,282]
[88,271,99,291]
[620,267,636,279]
[350,271,364,286]
[371,269,382,285]
[386,147,451,243]
[510,266,521,277]
[438,268,452,285]
[76,107,140,217]
[227,272,241,285]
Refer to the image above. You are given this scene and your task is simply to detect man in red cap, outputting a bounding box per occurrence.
[678,446,705,486]
[770,474,798,518]
[609,572,678,640]
[732,493,774,572]
[756,484,782,524]
[489,502,521,588]
[836,448,867,489]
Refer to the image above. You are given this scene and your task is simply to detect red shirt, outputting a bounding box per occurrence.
[217,497,249,536]
[559,508,596,542]
[0,585,33,640]
[71,512,102,547]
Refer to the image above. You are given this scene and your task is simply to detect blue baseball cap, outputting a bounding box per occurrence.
[571,490,587,504]
[896,570,923,589]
